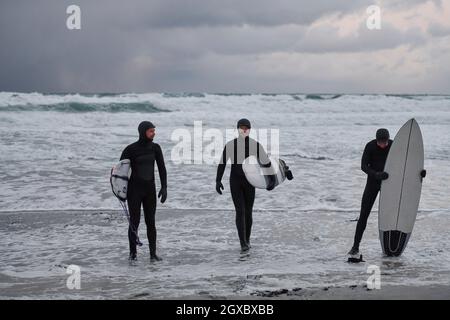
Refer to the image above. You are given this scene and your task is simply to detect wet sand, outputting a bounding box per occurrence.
[0,209,449,299]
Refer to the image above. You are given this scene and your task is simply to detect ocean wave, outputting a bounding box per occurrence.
[385,94,450,101]
[0,102,169,113]
[290,95,303,101]
[305,94,343,100]
[210,93,254,97]
[0,92,172,112]
[385,94,418,100]
[162,92,206,98]
[282,153,333,161]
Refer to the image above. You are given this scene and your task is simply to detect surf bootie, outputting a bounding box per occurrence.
[241,244,250,253]
[347,254,364,263]
[129,252,137,261]
[150,254,162,262]
[347,247,364,263]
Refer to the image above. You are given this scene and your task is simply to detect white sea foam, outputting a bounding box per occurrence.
[0,92,449,213]
[1,92,449,299]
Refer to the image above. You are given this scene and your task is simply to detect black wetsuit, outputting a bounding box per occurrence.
[120,125,167,257]
[352,139,392,250]
[216,136,271,248]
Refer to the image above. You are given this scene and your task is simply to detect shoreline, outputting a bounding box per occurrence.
[176,284,450,300]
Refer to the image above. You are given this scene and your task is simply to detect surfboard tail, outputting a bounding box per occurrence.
[379,230,411,257]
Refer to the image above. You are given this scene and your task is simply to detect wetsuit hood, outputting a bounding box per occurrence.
[376,128,390,141]
[237,118,251,129]
[138,121,155,143]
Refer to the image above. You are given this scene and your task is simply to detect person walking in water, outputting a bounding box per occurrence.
[120,121,167,262]
[216,119,275,252]
[348,129,392,259]
[348,128,427,260]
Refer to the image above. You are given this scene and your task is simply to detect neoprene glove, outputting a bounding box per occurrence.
[285,169,294,181]
[374,171,389,181]
[266,175,276,191]
[216,181,224,195]
[420,169,426,178]
[158,187,167,203]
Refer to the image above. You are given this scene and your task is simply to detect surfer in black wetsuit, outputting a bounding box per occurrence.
[120,121,167,262]
[216,119,276,252]
[348,128,426,258]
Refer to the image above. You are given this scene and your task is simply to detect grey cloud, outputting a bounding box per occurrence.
[292,22,427,53]
[383,0,444,10]
[427,23,450,37]
[0,0,448,93]
[83,0,371,28]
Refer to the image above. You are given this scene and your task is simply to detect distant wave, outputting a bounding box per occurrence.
[305,94,343,100]
[385,94,422,100]
[385,94,450,101]
[2,92,449,113]
[0,92,170,113]
[0,102,169,113]
[163,93,347,100]
[290,95,303,101]
[162,92,206,98]
[211,93,253,97]
[282,153,333,161]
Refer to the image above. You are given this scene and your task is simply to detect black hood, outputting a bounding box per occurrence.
[376,128,390,141]
[138,121,155,142]
[237,118,251,129]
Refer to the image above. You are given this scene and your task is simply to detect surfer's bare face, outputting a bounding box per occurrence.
[239,125,250,137]
[146,128,156,140]
[377,140,388,149]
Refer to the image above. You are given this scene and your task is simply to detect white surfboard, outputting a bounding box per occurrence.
[242,156,287,189]
[110,159,130,201]
[378,119,424,256]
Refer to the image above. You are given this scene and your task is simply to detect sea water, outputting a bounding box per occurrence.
[0,92,449,298]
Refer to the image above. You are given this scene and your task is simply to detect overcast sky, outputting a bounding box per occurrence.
[1,0,449,93]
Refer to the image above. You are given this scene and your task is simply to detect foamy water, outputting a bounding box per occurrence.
[0,92,449,298]
[1,92,449,213]
[0,208,448,299]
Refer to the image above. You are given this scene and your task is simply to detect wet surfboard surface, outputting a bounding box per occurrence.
[242,156,286,189]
